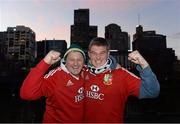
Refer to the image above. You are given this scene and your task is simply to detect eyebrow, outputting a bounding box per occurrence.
[90,50,107,53]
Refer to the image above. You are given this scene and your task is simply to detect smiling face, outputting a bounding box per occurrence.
[88,45,109,68]
[65,51,84,77]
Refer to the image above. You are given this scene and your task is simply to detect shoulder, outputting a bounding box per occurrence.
[82,65,88,71]
[116,63,121,69]
[113,67,140,79]
[44,67,62,79]
[80,65,91,79]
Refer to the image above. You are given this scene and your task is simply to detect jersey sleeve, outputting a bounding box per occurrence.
[20,60,53,100]
[122,68,141,97]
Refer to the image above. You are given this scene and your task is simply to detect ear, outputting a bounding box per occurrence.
[108,51,110,56]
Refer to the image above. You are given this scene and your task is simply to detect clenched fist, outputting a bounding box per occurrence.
[128,50,149,69]
[43,50,61,65]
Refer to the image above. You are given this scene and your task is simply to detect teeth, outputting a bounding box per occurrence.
[96,61,101,64]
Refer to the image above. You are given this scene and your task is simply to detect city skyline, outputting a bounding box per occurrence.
[0,0,180,58]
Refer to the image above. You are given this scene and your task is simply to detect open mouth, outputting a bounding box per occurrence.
[73,67,79,70]
[95,60,102,64]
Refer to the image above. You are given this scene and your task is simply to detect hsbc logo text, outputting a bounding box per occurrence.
[75,87,84,102]
[78,87,84,94]
[86,84,104,100]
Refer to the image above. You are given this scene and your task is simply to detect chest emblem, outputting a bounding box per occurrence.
[103,74,113,85]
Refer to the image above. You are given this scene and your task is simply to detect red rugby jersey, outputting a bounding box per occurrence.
[84,67,141,123]
[20,60,84,123]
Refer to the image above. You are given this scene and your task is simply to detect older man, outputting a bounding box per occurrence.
[20,44,86,123]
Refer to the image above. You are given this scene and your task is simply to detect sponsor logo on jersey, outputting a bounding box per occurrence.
[86,84,104,100]
[66,80,74,86]
[75,87,84,102]
[78,87,84,94]
[90,85,99,92]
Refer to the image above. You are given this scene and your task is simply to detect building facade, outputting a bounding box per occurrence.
[4,26,36,67]
[71,9,97,50]
[132,25,176,81]
[105,23,130,68]
[105,23,130,51]
[0,32,6,54]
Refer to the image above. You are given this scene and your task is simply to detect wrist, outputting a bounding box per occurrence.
[140,61,149,69]
[43,57,52,65]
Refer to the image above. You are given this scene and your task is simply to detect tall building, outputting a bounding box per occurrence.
[105,23,130,68]
[4,25,36,66]
[133,25,166,50]
[132,25,176,81]
[105,23,130,51]
[71,9,97,50]
[0,32,6,54]
[0,32,6,68]
[36,41,45,62]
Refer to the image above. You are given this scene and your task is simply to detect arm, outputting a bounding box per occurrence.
[20,50,61,100]
[128,50,160,99]
[137,65,160,99]
[20,60,50,100]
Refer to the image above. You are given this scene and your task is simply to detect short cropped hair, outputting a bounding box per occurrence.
[88,37,110,51]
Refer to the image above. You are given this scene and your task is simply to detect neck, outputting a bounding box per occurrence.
[88,58,112,74]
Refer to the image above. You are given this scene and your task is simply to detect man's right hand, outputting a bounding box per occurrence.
[43,50,61,65]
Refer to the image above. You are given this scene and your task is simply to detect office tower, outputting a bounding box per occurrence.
[133,25,167,50]
[133,25,175,80]
[71,9,97,50]
[5,25,36,66]
[105,23,130,68]
[105,23,129,51]
[0,32,6,54]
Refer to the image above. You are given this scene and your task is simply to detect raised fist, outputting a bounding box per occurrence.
[43,50,61,65]
[128,50,149,69]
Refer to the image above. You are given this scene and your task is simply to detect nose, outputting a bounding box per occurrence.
[95,54,101,60]
[73,60,78,66]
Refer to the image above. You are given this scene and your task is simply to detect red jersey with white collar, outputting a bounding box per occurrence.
[20,60,84,123]
[84,67,141,123]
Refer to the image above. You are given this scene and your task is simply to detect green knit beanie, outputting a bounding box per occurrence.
[63,44,86,60]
